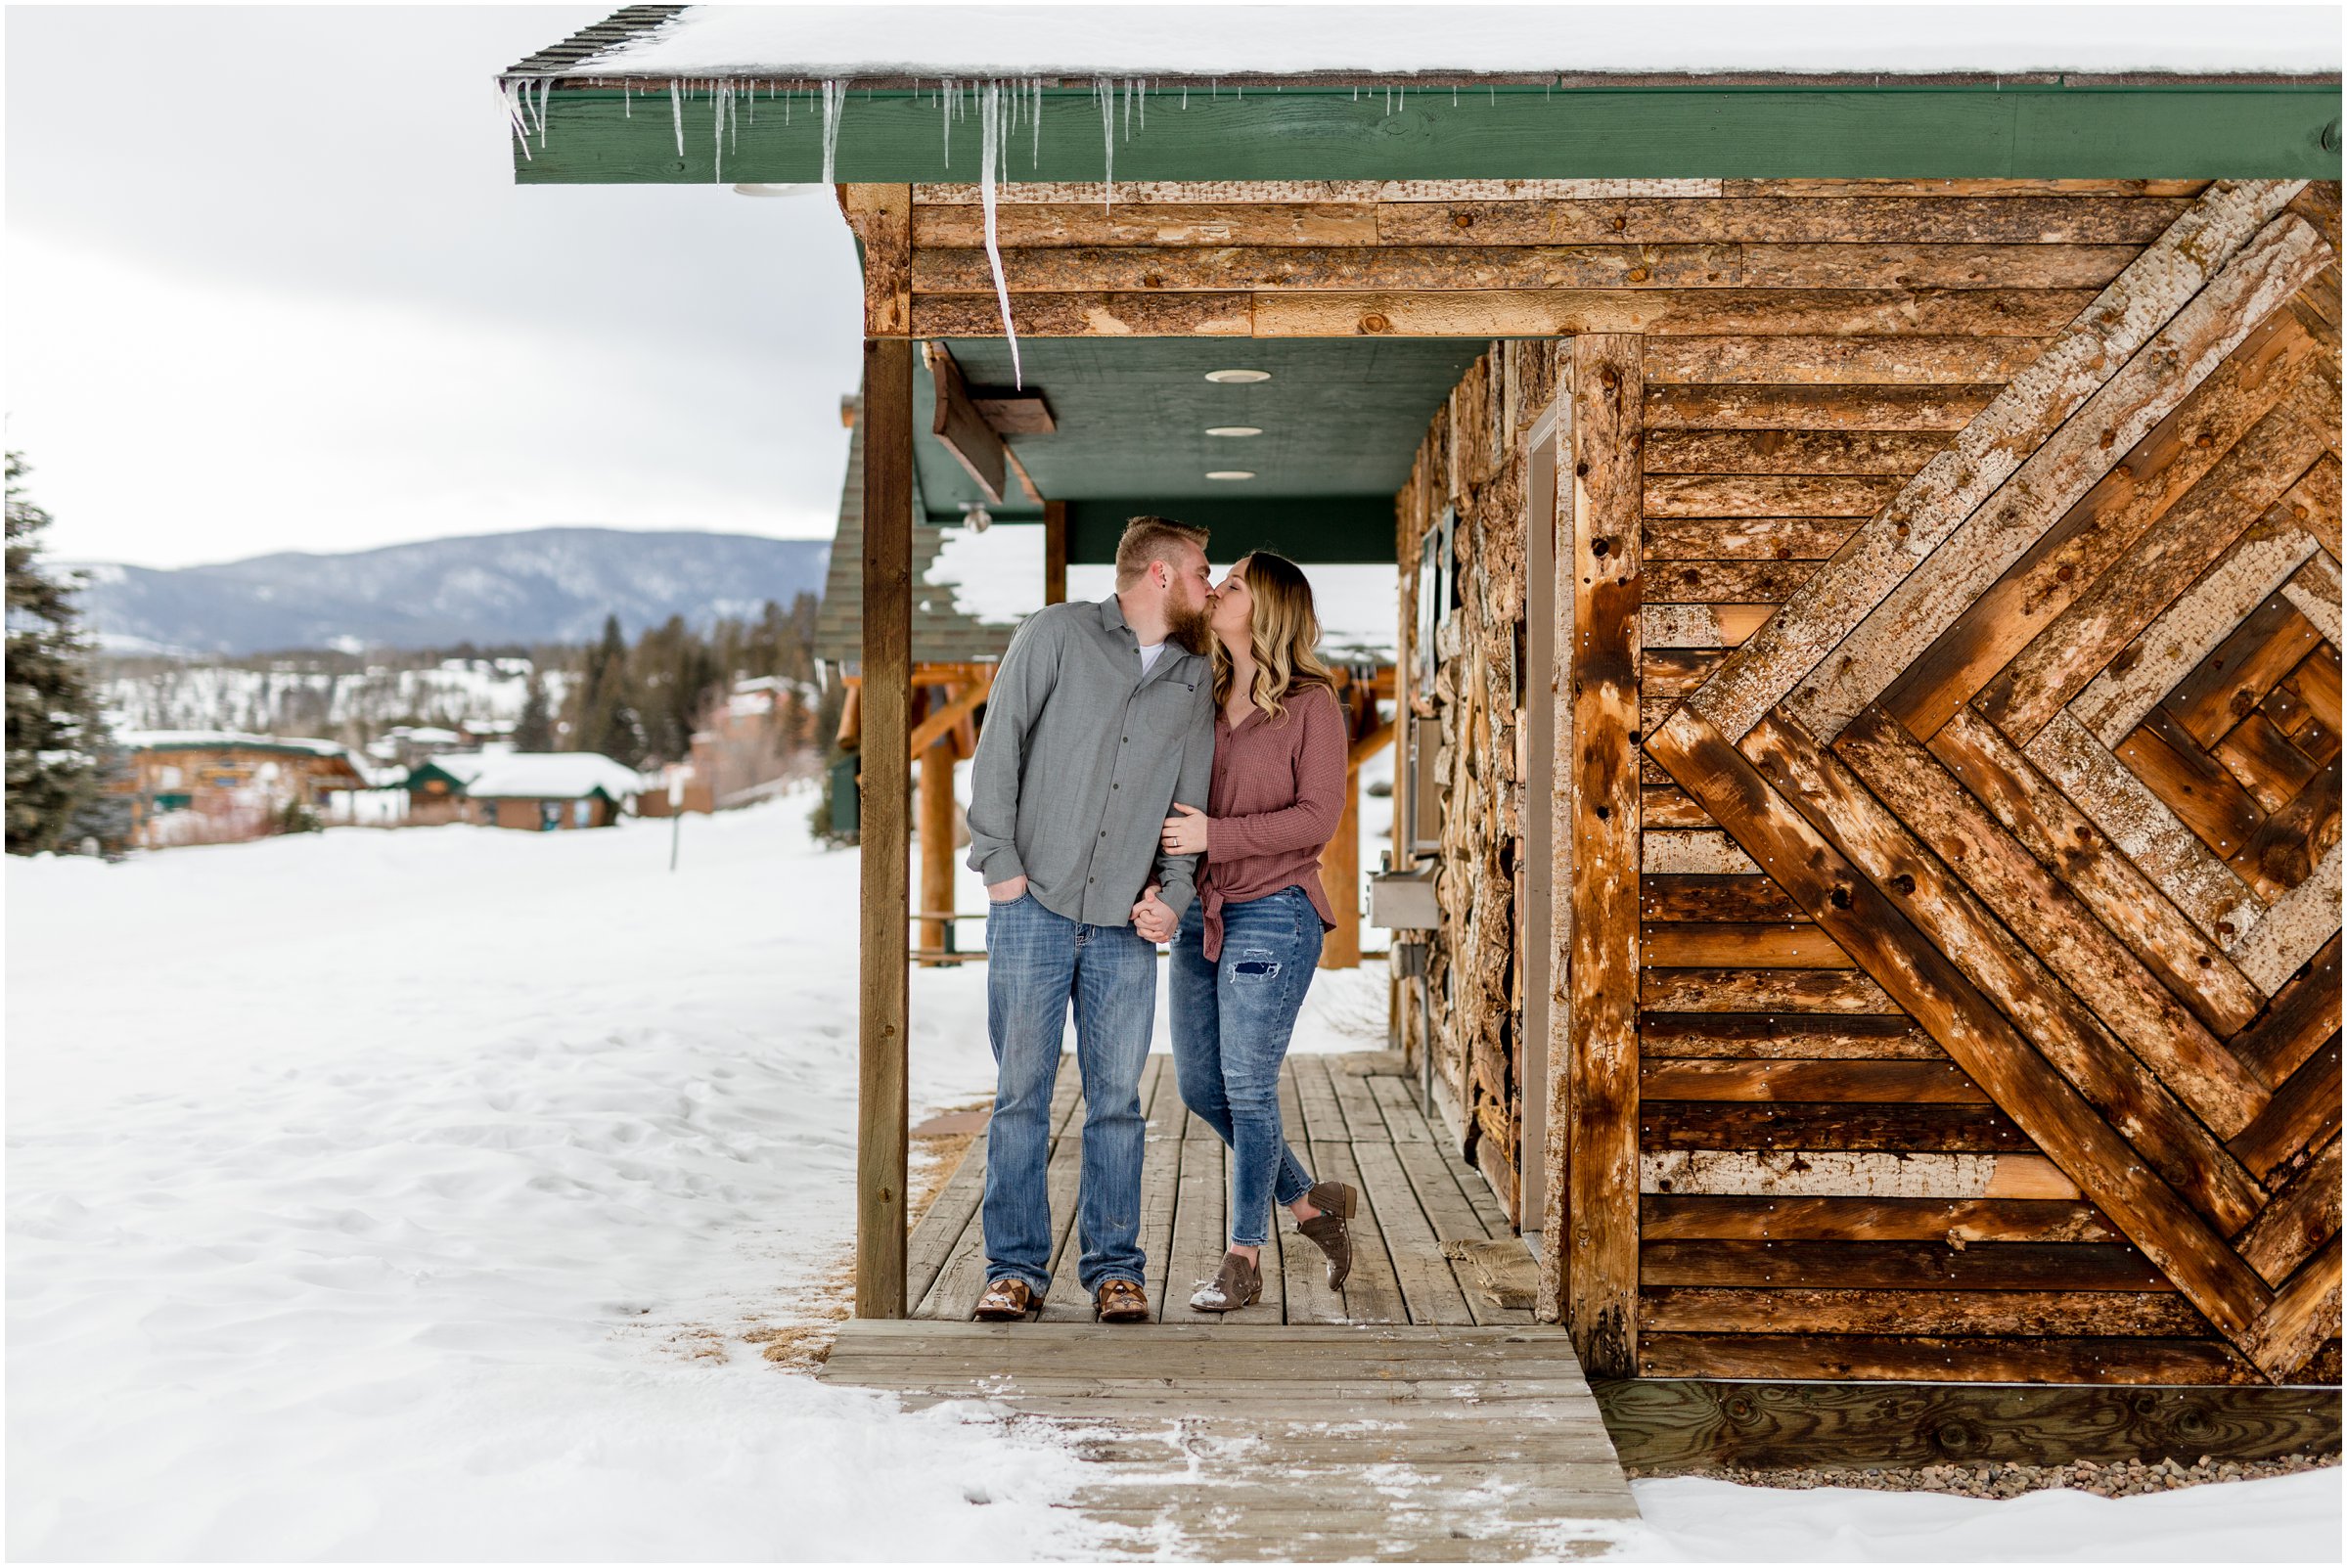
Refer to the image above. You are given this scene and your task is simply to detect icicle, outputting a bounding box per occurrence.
[942,74,953,166]
[670,80,685,157]
[1032,76,1043,166]
[821,79,847,185]
[623,82,632,119]
[1094,76,1114,209]
[500,79,535,160]
[1183,84,1189,110]
[1138,77,1146,131]
[980,81,1022,389]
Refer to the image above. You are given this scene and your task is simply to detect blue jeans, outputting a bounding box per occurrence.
[1169,885,1323,1247]
[980,892,1154,1295]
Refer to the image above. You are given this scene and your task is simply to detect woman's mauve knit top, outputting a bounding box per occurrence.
[1199,681,1348,962]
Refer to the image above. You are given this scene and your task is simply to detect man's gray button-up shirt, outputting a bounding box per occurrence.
[965,595,1215,927]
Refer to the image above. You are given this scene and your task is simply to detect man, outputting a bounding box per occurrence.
[964,516,1217,1323]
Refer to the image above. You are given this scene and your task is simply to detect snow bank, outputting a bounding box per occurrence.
[563,5,2339,80]
[6,800,1113,1559]
[1619,1470,2343,1562]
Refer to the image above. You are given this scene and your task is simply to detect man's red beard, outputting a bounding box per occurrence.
[1164,597,1215,655]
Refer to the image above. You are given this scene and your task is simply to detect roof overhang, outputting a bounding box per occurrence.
[503,7,2341,185]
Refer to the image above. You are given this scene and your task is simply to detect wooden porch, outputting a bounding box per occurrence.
[818,1050,1641,1559]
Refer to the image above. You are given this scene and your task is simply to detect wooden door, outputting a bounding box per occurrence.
[1648,178,2341,1383]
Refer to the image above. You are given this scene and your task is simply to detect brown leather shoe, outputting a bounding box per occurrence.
[971,1277,1035,1321]
[1189,1250,1262,1314]
[1094,1277,1151,1322]
[1294,1180,1359,1290]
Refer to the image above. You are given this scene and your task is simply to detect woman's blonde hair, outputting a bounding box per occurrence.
[1212,551,1334,722]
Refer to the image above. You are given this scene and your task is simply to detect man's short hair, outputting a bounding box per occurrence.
[1113,515,1210,588]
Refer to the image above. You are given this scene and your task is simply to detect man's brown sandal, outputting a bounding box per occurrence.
[971,1277,1035,1321]
[1094,1277,1151,1322]
[1294,1180,1359,1290]
[1189,1250,1262,1314]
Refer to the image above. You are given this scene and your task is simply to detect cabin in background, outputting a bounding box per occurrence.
[404,751,645,829]
[116,731,371,847]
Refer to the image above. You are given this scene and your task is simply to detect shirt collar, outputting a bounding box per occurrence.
[1099,592,1131,635]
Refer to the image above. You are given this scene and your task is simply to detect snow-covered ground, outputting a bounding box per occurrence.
[8,797,2338,1560]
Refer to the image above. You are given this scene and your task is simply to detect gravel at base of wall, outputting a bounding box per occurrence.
[1647,1451,2339,1500]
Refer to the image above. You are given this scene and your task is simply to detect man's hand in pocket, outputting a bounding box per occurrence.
[987,874,1029,903]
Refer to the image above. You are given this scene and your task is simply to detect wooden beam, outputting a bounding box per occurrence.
[841,185,913,338]
[1043,500,1068,605]
[917,734,956,964]
[924,342,1007,505]
[1320,755,1362,970]
[906,672,993,758]
[1591,1377,2341,1471]
[1563,335,1643,1377]
[857,335,915,1320]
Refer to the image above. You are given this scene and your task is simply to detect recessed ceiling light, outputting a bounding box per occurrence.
[1205,426,1263,437]
[1205,470,1257,481]
[1204,369,1272,383]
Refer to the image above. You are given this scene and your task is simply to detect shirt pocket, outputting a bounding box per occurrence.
[1130,679,1201,745]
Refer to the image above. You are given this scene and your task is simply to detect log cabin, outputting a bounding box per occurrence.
[497,8,2342,1409]
[404,751,645,829]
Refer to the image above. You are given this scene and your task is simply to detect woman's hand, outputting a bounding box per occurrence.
[1158,802,1210,857]
[1131,884,1177,943]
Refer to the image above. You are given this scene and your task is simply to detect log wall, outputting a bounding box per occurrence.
[1385,178,2344,1386]
[850,173,2346,1385]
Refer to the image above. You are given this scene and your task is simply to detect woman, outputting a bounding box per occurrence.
[1152,551,1358,1314]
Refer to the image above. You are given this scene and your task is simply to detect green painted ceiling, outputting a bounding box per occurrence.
[915,336,1487,558]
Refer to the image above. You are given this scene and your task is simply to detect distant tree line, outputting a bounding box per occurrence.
[556,596,828,769]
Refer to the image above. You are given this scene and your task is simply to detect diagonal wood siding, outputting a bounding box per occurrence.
[1375,176,2341,1386]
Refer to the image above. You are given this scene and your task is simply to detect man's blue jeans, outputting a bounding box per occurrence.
[980,892,1154,1296]
[1169,885,1323,1247]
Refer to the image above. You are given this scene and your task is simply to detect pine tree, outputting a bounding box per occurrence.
[515,672,555,751]
[568,613,646,766]
[6,455,104,854]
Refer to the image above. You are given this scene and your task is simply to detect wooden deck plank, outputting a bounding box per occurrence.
[819,1314,1639,1556]
[905,1131,988,1311]
[1310,1139,1410,1324]
[1355,1137,1480,1324]
[1140,1058,1184,1320]
[1292,1053,1347,1144]
[1330,1057,1397,1141]
[1166,1125,1231,1317]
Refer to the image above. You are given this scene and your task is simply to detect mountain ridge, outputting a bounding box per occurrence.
[68,526,833,655]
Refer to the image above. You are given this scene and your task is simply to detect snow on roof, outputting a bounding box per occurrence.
[434,752,651,801]
[924,521,1042,629]
[121,730,362,763]
[555,5,2339,80]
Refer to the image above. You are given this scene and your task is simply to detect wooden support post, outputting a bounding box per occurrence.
[1564,335,1643,1376]
[918,726,956,963]
[1322,751,1363,969]
[856,269,915,1319]
[1044,500,1068,605]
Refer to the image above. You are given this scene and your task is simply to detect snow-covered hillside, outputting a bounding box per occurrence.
[102,655,572,739]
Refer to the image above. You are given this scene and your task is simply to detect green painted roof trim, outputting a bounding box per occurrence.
[515,82,2340,183]
[1065,497,1395,564]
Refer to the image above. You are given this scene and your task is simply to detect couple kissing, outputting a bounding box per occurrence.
[964,516,1357,1323]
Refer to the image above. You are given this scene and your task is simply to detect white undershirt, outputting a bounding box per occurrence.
[1136,641,1167,676]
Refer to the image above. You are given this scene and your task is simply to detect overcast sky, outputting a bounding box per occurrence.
[6,6,867,568]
